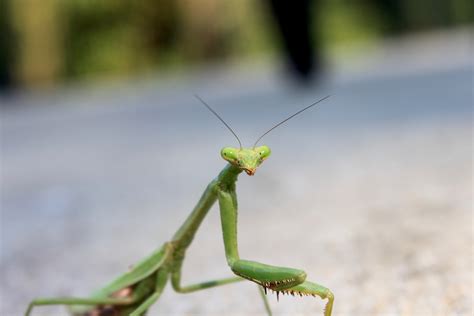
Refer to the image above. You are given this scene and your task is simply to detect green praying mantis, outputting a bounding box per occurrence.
[26,95,334,316]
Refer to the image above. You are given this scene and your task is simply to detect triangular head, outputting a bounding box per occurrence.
[221,145,271,175]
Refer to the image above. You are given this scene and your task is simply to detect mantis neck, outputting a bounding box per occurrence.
[171,164,242,249]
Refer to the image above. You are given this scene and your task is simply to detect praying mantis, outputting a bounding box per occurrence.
[26,95,334,316]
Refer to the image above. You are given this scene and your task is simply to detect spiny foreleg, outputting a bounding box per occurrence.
[217,189,333,315]
[266,280,334,316]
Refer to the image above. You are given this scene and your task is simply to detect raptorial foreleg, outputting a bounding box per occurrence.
[217,188,333,315]
[276,280,334,316]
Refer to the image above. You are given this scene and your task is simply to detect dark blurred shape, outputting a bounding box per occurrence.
[267,0,319,83]
[265,0,473,83]
[0,0,15,91]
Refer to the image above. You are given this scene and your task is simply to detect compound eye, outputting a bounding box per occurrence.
[221,147,238,162]
[255,145,271,160]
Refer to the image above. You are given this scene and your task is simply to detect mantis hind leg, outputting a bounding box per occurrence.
[171,264,272,315]
[171,265,243,294]
[25,296,135,316]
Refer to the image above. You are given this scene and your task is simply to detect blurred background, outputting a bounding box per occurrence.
[1,1,473,315]
[0,0,472,88]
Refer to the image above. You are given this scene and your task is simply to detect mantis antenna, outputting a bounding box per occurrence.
[195,94,243,149]
[252,95,331,148]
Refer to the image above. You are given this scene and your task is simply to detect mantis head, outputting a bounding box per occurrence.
[196,94,330,176]
[221,146,271,176]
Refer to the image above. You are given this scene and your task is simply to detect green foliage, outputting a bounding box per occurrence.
[8,0,473,84]
[63,0,181,79]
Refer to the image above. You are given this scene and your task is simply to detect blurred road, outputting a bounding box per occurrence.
[1,29,472,315]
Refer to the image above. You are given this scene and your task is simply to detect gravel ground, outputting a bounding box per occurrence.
[1,29,472,316]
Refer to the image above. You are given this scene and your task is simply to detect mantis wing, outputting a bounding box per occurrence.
[92,243,171,297]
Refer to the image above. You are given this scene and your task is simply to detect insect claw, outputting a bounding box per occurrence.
[263,287,267,295]
[276,291,279,302]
